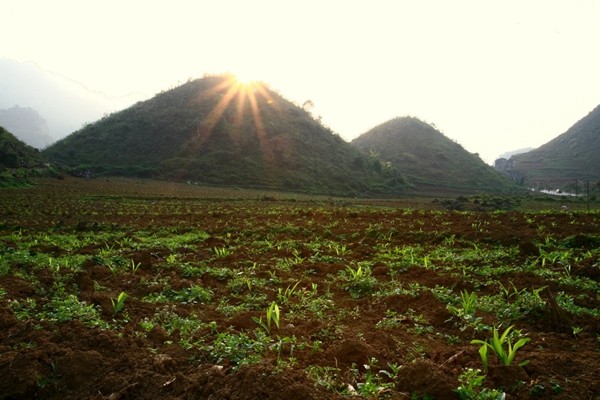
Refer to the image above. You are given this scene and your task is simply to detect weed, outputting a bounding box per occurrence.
[205,330,269,368]
[455,367,504,399]
[349,358,397,397]
[340,264,377,298]
[143,285,213,304]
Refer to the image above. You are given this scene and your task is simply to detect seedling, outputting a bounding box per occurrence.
[277,281,300,303]
[130,259,141,273]
[471,325,530,372]
[111,291,128,314]
[341,264,377,298]
[253,301,280,334]
[213,246,231,257]
[455,368,504,399]
[448,289,478,319]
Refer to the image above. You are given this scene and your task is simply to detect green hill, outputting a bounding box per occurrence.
[503,104,600,190]
[0,126,47,187]
[351,117,520,194]
[43,74,405,196]
[0,126,43,168]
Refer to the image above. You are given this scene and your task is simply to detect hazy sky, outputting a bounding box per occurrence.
[2,0,599,163]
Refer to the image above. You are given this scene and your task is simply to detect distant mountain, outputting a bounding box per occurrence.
[0,126,61,187]
[0,106,54,148]
[0,126,42,168]
[0,58,144,140]
[496,147,533,161]
[43,74,405,196]
[351,117,520,193]
[502,105,600,189]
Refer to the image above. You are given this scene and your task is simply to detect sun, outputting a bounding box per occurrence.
[194,73,280,164]
[233,72,260,87]
[191,72,281,170]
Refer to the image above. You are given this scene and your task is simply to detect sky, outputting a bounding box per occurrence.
[2,0,599,163]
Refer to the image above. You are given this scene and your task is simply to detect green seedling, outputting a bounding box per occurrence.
[253,301,280,334]
[471,325,530,373]
[111,291,128,314]
[277,281,300,303]
[130,259,141,273]
[213,246,231,257]
[455,367,504,399]
[448,289,478,319]
[346,265,365,280]
[459,290,478,315]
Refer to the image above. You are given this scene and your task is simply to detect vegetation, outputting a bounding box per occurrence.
[42,74,406,196]
[351,116,521,193]
[1,178,599,399]
[0,126,63,187]
[504,104,600,191]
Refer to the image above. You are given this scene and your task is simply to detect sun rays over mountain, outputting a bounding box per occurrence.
[43,74,404,195]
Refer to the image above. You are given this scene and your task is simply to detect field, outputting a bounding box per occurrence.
[1,178,599,399]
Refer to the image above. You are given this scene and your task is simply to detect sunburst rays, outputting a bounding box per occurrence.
[193,74,278,169]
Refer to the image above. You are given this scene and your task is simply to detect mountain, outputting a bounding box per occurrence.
[43,74,405,196]
[496,147,533,161]
[0,106,54,148]
[0,126,42,168]
[351,117,520,193]
[0,58,144,141]
[502,105,600,189]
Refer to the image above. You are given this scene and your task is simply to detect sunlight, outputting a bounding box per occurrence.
[233,72,260,87]
[193,73,278,168]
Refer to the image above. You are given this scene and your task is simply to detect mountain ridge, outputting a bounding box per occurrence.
[43,75,405,196]
[351,116,520,193]
[500,104,600,189]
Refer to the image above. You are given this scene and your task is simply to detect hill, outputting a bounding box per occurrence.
[0,126,48,187]
[502,104,600,189]
[351,117,520,193]
[0,105,54,148]
[43,74,405,196]
[0,126,42,168]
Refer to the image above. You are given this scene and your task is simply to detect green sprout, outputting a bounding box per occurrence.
[111,291,128,314]
[253,301,280,335]
[471,325,530,372]
[130,259,141,273]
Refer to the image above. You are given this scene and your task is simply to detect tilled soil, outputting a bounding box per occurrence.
[1,178,599,399]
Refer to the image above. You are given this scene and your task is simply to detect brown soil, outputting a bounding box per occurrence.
[1,177,599,399]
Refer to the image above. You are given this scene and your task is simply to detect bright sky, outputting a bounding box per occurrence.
[2,0,599,163]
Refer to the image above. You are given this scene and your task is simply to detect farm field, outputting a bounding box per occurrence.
[1,178,599,399]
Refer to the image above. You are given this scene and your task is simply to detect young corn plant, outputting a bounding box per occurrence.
[253,301,280,335]
[448,289,478,317]
[277,281,300,303]
[341,264,377,298]
[111,291,128,315]
[130,259,141,274]
[471,325,530,373]
[213,246,232,258]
